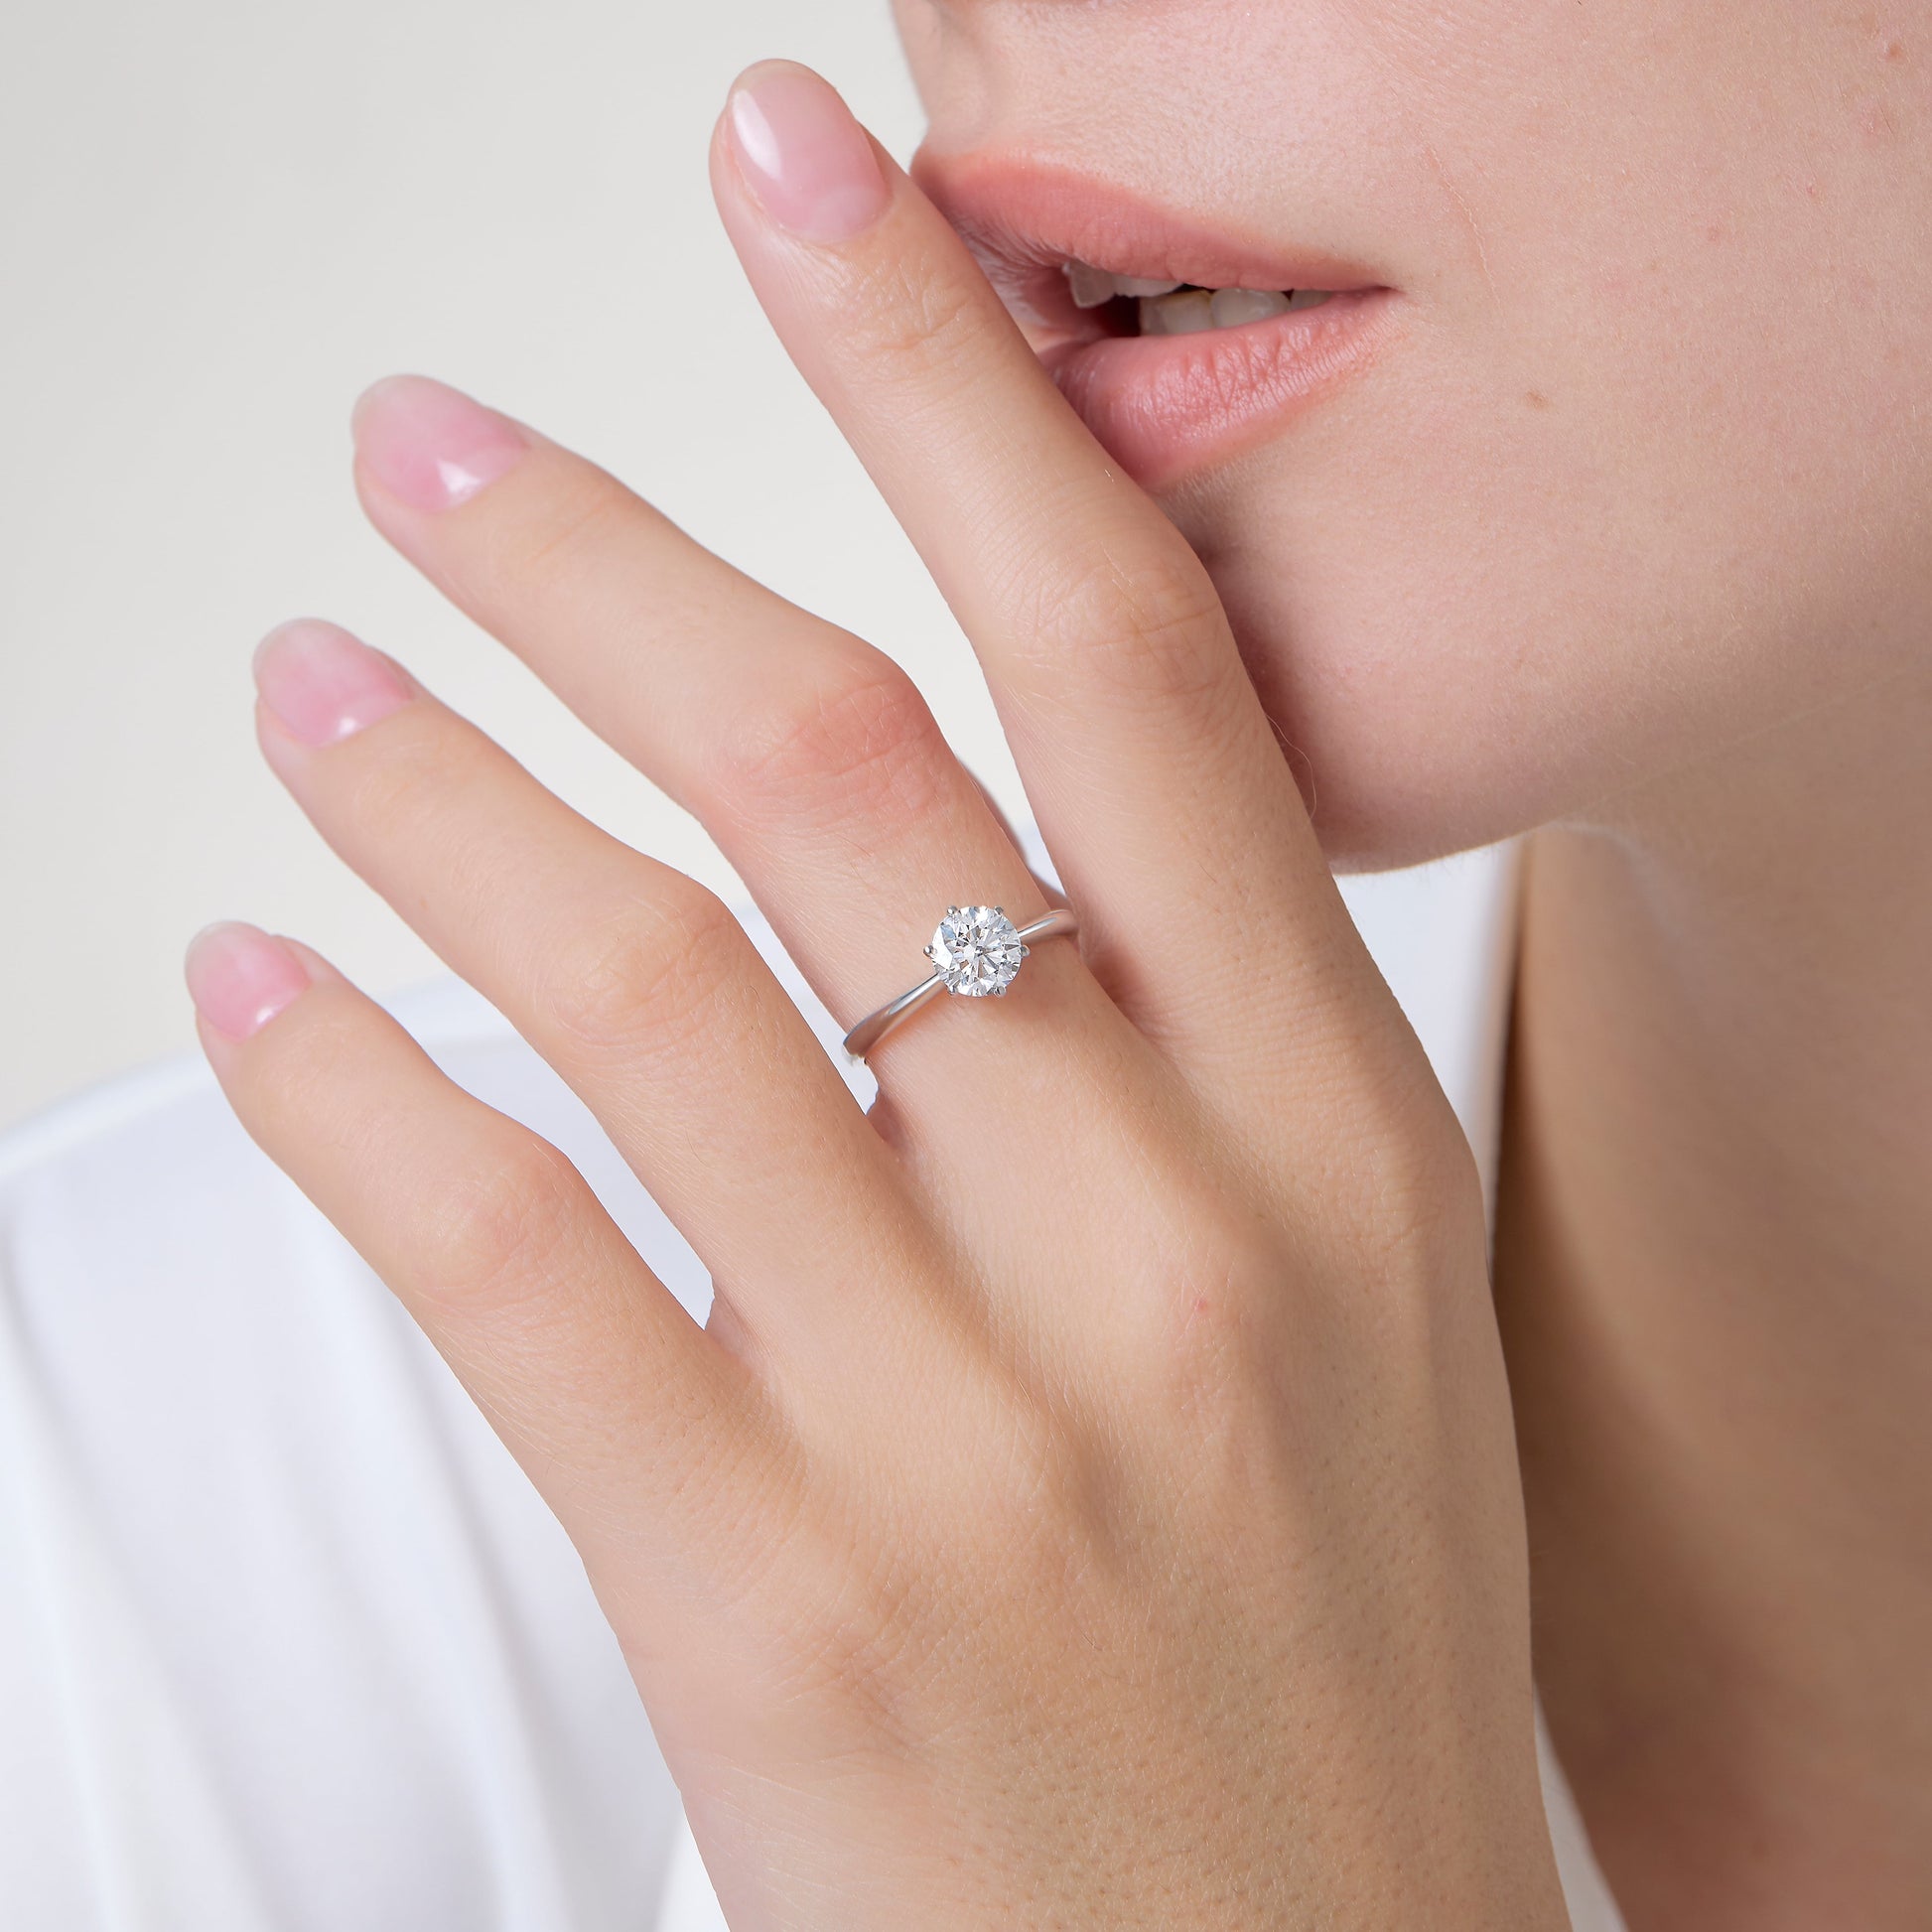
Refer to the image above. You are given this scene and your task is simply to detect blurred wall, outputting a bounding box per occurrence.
[0,1,1013,1131]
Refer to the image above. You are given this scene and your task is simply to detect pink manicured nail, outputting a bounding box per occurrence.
[186,922,313,1040]
[253,619,413,748]
[728,63,890,243]
[350,373,529,511]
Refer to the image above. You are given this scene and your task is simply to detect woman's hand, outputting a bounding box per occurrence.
[190,61,1568,1931]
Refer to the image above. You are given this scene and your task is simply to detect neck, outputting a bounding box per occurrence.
[1494,662,1932,1930]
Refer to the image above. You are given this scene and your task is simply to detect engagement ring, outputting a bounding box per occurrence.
[842,904,1079,1060]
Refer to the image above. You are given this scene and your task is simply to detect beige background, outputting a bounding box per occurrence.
[0,1,1019,1132]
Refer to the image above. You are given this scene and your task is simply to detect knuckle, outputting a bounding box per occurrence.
[332,706,508,880]
[1009,533,1234,713]
[331,720,525,925]
[700,647,948,828]
[245,991,371,1136]
[416,1130,590,1315]
[470,461,632,609]
[334,707,463,840]
[535,881,744,1059]
[839,251,984,381]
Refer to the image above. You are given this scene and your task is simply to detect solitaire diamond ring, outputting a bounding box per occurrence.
[842,904,1080,1061]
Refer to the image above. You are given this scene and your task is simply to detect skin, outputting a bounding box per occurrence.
[187,3,1932,1925]
[891,3,1932,1922]
[193,72,1572,1932]
[898,0,1932,867]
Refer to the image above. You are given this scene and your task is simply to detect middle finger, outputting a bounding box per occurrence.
[248,617,922,1365]
[347,375,1133,1112]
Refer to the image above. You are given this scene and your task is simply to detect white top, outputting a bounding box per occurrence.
[0,843,1626,1930]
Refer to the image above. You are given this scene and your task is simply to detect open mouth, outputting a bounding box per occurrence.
[1058,261,1338,336]
[916,156,1397,485]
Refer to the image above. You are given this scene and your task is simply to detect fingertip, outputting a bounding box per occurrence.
[251,618,415,750]
[186,921,315,1042]
[722,60,891,244]
[349,372,531,513]
[279,935,349,987]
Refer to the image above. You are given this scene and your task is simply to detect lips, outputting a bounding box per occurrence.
[913,153,1397,486]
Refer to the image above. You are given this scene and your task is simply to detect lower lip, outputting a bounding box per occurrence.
[1038,290,1398,486]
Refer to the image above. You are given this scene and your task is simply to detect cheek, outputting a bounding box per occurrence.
[1170,286,1932,871]
[1161,7,1932,867]
[1172,414,1636,870]
[896,0,1932,867]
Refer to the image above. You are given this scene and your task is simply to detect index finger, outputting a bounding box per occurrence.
[710,63,1370,1056]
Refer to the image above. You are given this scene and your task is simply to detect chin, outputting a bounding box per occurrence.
[1157,464,1585,878]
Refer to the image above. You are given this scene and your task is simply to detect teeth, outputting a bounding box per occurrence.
[1062,263,1187,306]
[1140,289,1214,336]
[1065,261,1118,309]
[1208,287,1293,328]
[1061,259,1334,332]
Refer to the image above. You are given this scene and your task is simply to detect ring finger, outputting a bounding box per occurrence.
[346,376,1132,1116]
[249,617,927,1369]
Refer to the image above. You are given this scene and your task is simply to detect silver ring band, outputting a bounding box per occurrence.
[843,904,1079,1061]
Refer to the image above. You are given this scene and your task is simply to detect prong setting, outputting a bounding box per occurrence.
[928,904,1028,998]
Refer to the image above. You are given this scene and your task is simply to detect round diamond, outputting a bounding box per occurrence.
[927,904,1027,997]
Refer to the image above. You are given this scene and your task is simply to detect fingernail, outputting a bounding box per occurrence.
[350,373,529,511]
[253,619,413,748]
[186,922,313,1040]
[728,62,890,243]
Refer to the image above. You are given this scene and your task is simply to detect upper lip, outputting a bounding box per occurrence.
[910,148,1390,345]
